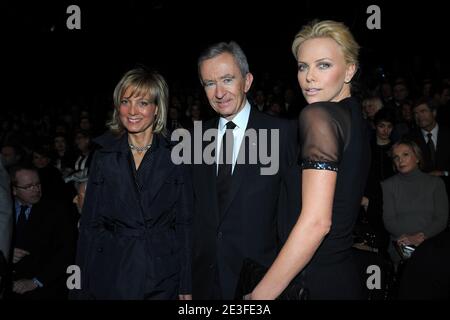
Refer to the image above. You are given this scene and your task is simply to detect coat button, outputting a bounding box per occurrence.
[97,247,103,253]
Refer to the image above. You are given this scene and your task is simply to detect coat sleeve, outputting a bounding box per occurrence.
[70,150,103,299]
[176,163,193,294]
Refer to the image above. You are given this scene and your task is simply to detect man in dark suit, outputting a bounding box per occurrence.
[410,100,450,175]
[6,165,76,299]
[409,100,450,221]
[191,41,300,299]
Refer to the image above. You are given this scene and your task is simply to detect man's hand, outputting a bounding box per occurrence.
[13,248,30,264]
[13,279,38,294]
[179,294,192,300]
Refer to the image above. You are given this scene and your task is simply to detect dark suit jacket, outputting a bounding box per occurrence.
[408,125,450,173]
[9,198,77,299]
[191,107,301,299]
[409,125,450,212]
[73,132,192,299]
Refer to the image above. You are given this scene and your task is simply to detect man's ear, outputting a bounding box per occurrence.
[244,72,254,93]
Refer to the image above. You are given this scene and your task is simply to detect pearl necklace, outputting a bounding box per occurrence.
[129,142,152,153]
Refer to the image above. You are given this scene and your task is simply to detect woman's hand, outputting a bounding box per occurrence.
[397,232,425,246]
[179,294,192,300]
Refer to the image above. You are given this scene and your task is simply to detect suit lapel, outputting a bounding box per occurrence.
[24,204,43,249]
[194,118,220,224]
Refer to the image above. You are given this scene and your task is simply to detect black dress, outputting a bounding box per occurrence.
[364,141,395,250]
[298,97,370,299]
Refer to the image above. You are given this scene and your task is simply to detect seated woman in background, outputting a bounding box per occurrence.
[382,138,448,266]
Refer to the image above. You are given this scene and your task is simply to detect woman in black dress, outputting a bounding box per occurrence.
[250,20,370,299]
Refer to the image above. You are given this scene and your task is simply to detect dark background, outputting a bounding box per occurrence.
[2,0,449,115]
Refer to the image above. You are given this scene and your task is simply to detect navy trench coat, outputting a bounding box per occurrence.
[72,132,192,299]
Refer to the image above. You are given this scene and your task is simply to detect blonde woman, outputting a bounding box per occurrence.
[249,20,370,300]
[73,68,192,300]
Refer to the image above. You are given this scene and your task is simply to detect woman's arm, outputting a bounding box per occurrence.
[250,169,336,300]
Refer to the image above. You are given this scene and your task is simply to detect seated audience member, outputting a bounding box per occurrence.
[362,96,384,138]
[382,139,448,267]
[32,146,70,205]
[1,145,24,170]
[6,165,77,300]
[51,134,76,179]
[73,130,95,175]
[409,99,450,217]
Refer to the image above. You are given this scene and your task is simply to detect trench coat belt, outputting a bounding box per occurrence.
[93,219,146,238]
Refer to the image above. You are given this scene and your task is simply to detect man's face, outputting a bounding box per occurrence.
[393,84,408,102]
[200,52,253,120]
[414,103,436,131]
[13,170,42,205]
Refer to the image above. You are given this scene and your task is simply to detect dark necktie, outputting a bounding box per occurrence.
[15,205,29,248]
[427,132,436,168]
[217,121,236,217]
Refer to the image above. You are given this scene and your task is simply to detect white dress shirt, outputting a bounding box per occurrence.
[216,101,251,174]
[421,123,439,148]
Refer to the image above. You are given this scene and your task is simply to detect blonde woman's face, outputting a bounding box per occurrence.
[296,37,355,104]
[392,144,419,174]
[119,87,158,134]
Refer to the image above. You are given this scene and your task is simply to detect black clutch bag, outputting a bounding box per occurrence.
[234,258,309,300]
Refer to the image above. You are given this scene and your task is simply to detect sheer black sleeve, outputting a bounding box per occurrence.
[298,102,350,172]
